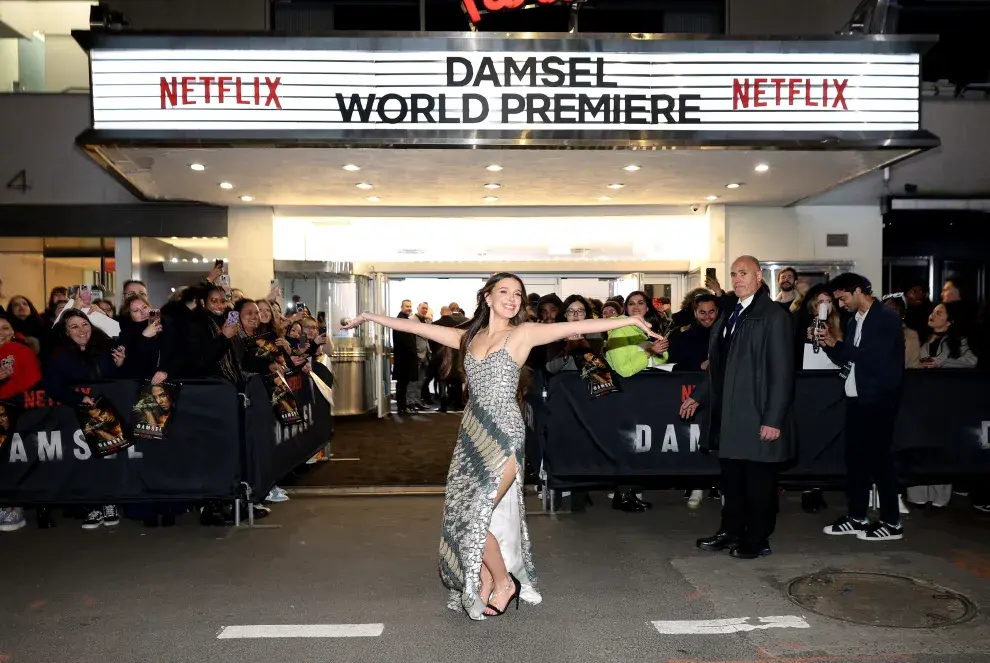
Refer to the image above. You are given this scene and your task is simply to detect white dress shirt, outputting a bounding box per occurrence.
[723,293,755,338]
[844,307,869,397]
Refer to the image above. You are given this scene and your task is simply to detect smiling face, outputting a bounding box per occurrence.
[485,277,524,321]
[626,293,648,318]
[65,314,92,348]
[206,290,228,316]
[730,257,762,299]
[257,300,273,324]
[0,318,13,345]
[239,302,261,334]
[778,269,796,292]
[694,300,718,328]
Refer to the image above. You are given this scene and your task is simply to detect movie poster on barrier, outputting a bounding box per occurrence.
[265,370,302,425]
[76,395,133,456]
[131,381,180,441]
[573,350,620,397]
[0,400,20,451]
[245,331,289,368]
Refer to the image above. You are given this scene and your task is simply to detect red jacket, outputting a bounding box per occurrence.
[0,339,43,400]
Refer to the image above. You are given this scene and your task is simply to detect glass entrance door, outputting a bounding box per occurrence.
[372,273,391,418]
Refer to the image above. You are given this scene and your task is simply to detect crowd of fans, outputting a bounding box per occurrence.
[0,266,331,533]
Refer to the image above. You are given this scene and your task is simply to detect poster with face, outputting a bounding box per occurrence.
[76,396,132,456]
[0,400,19,452]
[573,350,621,398]
[246,331,289,367]
[265,371,302,425]
[131,381,180,441]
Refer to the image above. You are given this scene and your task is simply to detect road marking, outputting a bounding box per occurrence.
[667,656,910,663]
[652,615,810,635]
[217,624,384,639]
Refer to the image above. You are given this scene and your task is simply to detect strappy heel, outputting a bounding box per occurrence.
[485,573,521,616]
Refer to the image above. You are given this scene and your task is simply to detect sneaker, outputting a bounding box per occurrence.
[824,515,869,536]
[857,521,904,541]
[102,505,120,526]
[266,487,290,503]
[898,495,911,515]
[973,504,990,513]
[687,490,704,509]
[82,510,104,529]
[0,507,27,532]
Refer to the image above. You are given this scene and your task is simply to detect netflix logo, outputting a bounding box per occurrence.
[159,76,283,110]
[732,77,849,111]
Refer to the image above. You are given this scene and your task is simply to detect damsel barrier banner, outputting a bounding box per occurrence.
[541,370,990,483]
[243,370,332,500]
[0,379,242,505]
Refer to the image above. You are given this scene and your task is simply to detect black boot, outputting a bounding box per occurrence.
[612,490,647,513]
[696,532,737,552]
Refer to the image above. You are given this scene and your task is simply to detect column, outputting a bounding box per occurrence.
[227,206,275,299]
[706,204,727,285]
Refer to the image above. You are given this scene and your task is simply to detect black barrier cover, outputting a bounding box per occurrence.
[541,370,990,485]
[243,371,332,500]
[0,379,242,505]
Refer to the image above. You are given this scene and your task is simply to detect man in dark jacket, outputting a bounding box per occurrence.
[681,255,795,559]
[820,272,905,541]
[667,294,719,372]
[392,300,419,415]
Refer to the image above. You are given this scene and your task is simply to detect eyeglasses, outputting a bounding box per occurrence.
[564,308,586,317]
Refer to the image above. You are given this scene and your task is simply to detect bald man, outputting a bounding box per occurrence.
[681,255,795,559]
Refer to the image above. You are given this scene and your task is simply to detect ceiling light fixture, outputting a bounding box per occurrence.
[623,165,641,172]
[606,183,625,189]
[219,182,234,189]
[170,258,178,263]
[725,183,741,189]
[356,182,374,190]
[706,195,719,201]
[597,196,612,201]
[483,196,499,202]
[240,195,254,202]
[486,164,503,172]
[189,163,205,171]
[365,196,381,202]
[342,164,361,171]
[192,258,199,263]
[754,163,770,173]
[484,183,501,189]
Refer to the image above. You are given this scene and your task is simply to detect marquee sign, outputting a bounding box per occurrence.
[87,47,922,135]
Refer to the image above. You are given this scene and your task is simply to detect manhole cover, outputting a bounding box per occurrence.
[786,571,977,628]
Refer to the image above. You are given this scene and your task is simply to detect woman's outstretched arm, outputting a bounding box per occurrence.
[342,311,464,350]
[520,316,660,348]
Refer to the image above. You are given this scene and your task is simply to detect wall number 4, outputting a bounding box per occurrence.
[6,169,31,193]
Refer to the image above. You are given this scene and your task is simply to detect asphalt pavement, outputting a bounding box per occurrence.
[2,491,990,663]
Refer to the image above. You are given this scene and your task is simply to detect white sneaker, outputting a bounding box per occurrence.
[857,521,904,541]
[266,487,290,503]
[102,504,120,526]
[898,495,910,515]
[0,507,26,532]
[82,510,104,529]
[687,490,704,509]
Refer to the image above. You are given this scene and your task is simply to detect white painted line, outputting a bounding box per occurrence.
[651,615,810,635]
[217,624,384,639]
[330,457,361,462]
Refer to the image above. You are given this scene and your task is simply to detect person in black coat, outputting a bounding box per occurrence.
[820,273,906,541]
[681,256,795,559]
[44,309,124,407]
[118,294,182,384]
[392,300,419,414]
[187,286,242,385]
[667,294,719,372]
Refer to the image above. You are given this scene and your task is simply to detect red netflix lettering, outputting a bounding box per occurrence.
[462,0,574,24]
[681,384,695,402]
[158,75,284,110]
[732,77,849,111]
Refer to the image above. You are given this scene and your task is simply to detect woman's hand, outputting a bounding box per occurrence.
[341,312,370,330]
[112,346,126,367]
[222,322,239,339]
[142,320,163,338]
[301,363,312,375]
[631,316,662,340]
[291,355,308,367]
[806,326,814,341]
[208,264,224,283]
[151,371,168,385]
[81,396,96,406]
[0,363,12,381]
[275,337,292,352]
[650,336,669,354]
[921,357,939,369]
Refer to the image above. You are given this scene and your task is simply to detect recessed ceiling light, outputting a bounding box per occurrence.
[170,257,178,263]
[705,195,719,201]
[219,182,234,189]
[342,164,361,171]
[606,183,625,189]
[726,183,741,189]
[240,195,254,202]
[484,183,501,189]
[365,196,381,202]
[597,196,612,201]
[483,196,499,202]
[356,182,374,190]
[486,164,503,172]
[189,163,205,171]
[623,165,641,172]
[192,258,199,263]
[754,163,770,173]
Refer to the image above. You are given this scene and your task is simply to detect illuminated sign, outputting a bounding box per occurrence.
[461,0,575,25]
[89,49,921,133]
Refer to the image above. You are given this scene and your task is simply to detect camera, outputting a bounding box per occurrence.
[690,204,700,213]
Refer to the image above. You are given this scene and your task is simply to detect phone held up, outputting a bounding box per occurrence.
[149,309,161,324]
[705,267,717,282]
[226,311,240,327]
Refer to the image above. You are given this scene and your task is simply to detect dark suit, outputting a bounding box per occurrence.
[392,312,419,411]
[822,299,904,525]
[693,288,795,549]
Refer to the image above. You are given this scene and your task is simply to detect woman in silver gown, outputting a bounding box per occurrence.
[344,273,659,620]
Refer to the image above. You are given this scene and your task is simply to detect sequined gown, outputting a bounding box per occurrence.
[439,335,542,619]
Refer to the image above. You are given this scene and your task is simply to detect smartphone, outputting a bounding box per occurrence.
[270,279,278,288]
[91,287,103,303]
[226,311,239,327]
[149,309,161,323]
[214,258,224,270]
[705,267,717,282]
[218,274,230,289]
[296,331,309,351]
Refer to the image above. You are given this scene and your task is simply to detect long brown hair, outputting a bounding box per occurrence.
[457,272,532,406]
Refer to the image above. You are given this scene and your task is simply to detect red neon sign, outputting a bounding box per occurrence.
[462,0,575,25]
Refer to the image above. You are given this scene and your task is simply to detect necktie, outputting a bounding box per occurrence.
[727,302,743,335]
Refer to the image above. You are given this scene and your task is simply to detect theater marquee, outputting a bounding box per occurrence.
[89,48,921,133]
